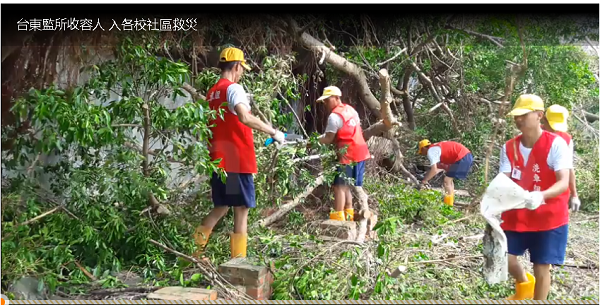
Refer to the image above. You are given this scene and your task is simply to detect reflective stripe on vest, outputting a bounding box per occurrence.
[207,78,258,174]
[500,131,570,232]
[332,103,371,164]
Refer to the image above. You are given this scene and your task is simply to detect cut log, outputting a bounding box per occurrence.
[352,186,370,243]
[378,69,398,128]
[254,174,325,228]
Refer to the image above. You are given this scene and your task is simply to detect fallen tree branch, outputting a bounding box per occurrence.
[445,25,504,48]
[398,67,416,130]
[255,174,325,228]
[410,254,483,264]
[362,120,401,142]
[277,89,309,138]
[286,17,381,117]
[18,206,62,226]
[74,261,97,281]
[378,69,399,128]
[292,153,335,164]
[556,263,597,270]
[584,36,599,56]
[182,83,206,101]
[377,48,407,66]
[480,98,510,106]
[573,113,599,138]
[88,287,160,296]
[353,186,370,243]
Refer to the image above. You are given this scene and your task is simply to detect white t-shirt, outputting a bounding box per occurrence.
[324,113,343,134]
[427,146,442,165]
[498,136,573,174]
[223,83,251,115]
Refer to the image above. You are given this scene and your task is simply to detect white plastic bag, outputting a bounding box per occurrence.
[480,173,531,284]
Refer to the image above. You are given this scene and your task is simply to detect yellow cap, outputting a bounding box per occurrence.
[418,139,431,154]
[545,104,569,132]
[316,86,342,102]
[219,47,251,71]
[507,94,545,116]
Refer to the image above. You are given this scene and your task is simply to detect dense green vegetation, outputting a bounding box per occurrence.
[2,14,598,300]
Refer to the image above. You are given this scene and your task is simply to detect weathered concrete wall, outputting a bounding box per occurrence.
[2,41,204,196]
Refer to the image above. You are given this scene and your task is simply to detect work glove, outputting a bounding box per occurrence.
[523,191,545,210]
[570,196,581,212]
[272,131,285,145]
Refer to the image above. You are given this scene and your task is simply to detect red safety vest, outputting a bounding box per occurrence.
[500,131,570,232]
[554,131,572,146]
[332,103,371,164]
[207,78,258,174]
[430,141,470,165]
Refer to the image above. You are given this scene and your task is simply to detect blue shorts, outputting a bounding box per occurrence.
[505,224,569,265]
[333,161,365,186]
[446,152,474,180]
[210,172,256,208]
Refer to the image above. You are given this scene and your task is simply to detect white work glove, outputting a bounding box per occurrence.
[272,131,285,145]
[570,196,581,212]
[523,191,545,210]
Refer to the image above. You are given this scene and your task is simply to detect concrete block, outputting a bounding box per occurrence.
[147,287,217,300]
[319,220,357,240]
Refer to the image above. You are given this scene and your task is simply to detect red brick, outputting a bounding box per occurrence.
[219,258,270,286]
[246,281,271,300]
[218,258,274,300]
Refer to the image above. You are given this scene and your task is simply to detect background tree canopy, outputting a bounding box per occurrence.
[1,11,599,300]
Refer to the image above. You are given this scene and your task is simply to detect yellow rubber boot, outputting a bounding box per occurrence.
[230,233,248,258]
[329,211,345,221]
[192,225,212,257]
[443,194,454,206]
[507,272,536,300]
[344,208,355,221]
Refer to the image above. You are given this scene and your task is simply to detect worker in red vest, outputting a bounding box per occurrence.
[417,139,473,206]
[316,86,371,221]
[192,47,285,259]
[499,94,572,300]
[542,104,580,212]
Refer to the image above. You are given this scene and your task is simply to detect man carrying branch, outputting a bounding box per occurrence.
[417,139,473,206]
[499,94,572,300]
[315,86,371,221]
[192,47,285,258]
[541,104,581,212]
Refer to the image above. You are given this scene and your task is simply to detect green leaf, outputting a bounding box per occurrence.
[190,273,202,282]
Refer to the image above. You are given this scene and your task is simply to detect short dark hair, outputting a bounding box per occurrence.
[218,61,239,71]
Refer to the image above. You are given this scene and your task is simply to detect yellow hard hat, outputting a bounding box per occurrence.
[418,139,431,154]
[316,86,342,102]
[507,94,545,116]
[219,47,251,71]
[545,104,569,132]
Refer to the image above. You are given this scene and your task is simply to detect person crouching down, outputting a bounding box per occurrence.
[418,139,474,206]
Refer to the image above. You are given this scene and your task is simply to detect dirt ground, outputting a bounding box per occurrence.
[375,211,600,300]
